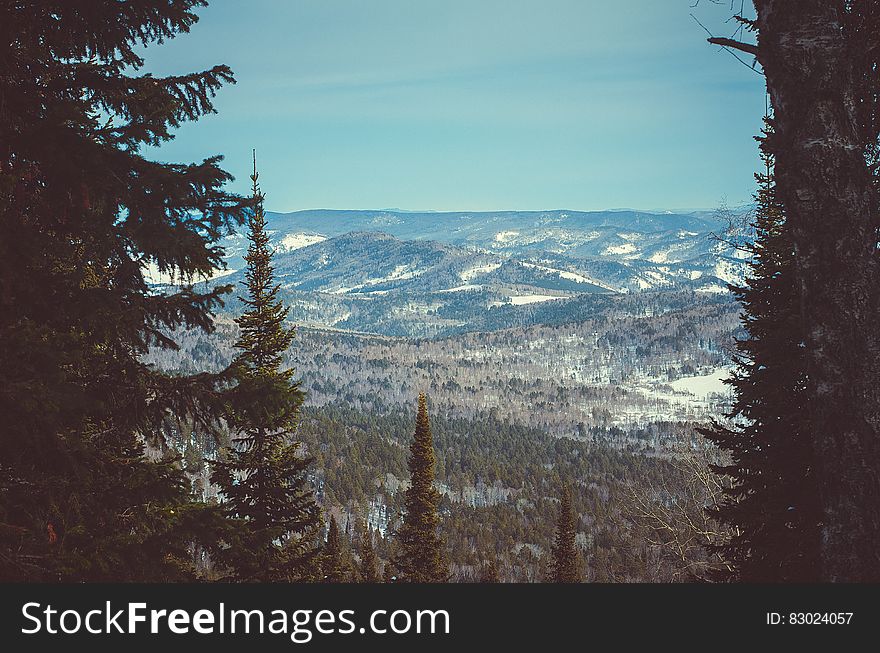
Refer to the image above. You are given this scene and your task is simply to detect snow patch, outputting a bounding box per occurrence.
[494,231,520,243]
[696,284,729,294]
[277,232,326,252]
[714,258,745,285]
[459,262,502,282]
[386,264,421,281]
[669,369,731,398]
[520,262,619,292]
[509,294,564,306]
[330,263,430,295]
[603,243,637,256]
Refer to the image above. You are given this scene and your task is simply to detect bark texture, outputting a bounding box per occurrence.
[754,0,880,581]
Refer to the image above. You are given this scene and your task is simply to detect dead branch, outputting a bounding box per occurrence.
[707,36,759,56]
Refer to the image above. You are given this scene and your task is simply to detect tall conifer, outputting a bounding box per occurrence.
[392,394,447,582]
[211,155,321,582]
[700,126,821,581]
[321,515,349,582]
[359,523,380,583]
[0,0,248,581]
[550,486,581,583]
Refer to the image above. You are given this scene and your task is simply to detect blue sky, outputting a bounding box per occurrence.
[142,0,765,212]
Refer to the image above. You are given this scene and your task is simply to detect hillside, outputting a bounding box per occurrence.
[190,208,750,338]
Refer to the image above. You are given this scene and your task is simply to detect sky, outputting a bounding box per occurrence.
[141,0,765,213]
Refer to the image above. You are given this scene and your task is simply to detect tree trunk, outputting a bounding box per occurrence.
[753,0,880,581]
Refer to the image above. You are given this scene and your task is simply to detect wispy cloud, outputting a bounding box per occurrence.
[142,0,765,213]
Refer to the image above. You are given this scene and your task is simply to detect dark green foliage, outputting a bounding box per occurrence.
[700,128,821,581]
[289,403,708,582]
[0,0,248,581]
[358,523,381,583]
[320,515,351,582]
[210,160,321,582]
[392,394,447,582]
[550,486,581,583]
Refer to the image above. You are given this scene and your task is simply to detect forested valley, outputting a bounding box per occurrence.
[3,0,879,585]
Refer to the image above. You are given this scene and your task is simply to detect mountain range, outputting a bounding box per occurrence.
[197,208,749,337]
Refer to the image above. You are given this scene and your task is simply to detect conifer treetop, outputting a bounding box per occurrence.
[550,485,581,583]
[392,393,447,583]
[209,154,320,582]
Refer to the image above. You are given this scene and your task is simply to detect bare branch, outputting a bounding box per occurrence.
[707,36,759,56]
[620,439,735,581]
[691,13,763,76]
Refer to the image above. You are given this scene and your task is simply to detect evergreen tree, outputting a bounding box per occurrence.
[392,394,447,582]
[0,0,248,581]
[211,156,321,582]
[550,486,581,583]
[321,516,350,582]
[749,0,880,582]
[358,523,380,583]
[700,127,821,581]
[339,519,357,580]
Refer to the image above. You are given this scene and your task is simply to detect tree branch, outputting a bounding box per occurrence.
[707,36,759,56]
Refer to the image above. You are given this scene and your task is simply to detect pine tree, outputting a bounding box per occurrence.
[550,486,581,583]
[0,0,249,581]
[339,519,357,580]
[358,523,380,583]
[321,516,349,583]
[700,126,821,581]
[211,155,321,582]
[392,394,447,583]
